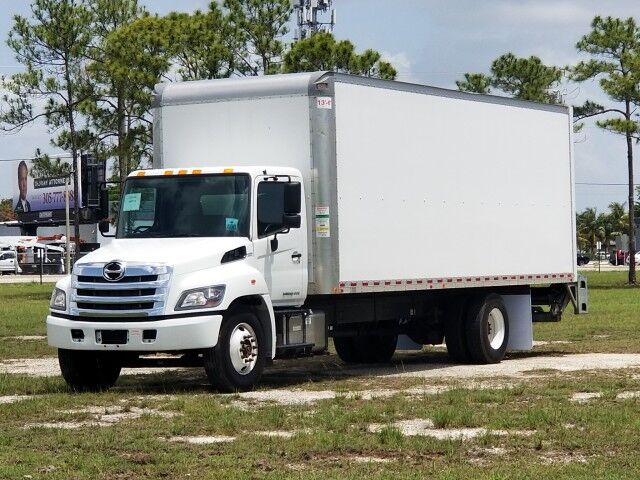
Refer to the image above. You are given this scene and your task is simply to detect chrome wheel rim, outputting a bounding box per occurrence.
[487,308,506,350]
[229,323,258,375]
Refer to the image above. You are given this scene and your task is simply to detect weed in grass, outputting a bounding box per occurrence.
[377,425,404,447]
[432,408,456,428]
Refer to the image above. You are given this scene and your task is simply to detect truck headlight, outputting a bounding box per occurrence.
[176,285,226,311]
[50,288,66,311]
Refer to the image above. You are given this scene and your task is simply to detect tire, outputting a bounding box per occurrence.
[465,293,509,364]
[58,349,121,392]
[334,334,397,364]
[203,311,266,393]
[333,336,360,363]
[444,301,470,363]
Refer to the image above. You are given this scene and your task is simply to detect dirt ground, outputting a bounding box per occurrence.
[3,350,640,384]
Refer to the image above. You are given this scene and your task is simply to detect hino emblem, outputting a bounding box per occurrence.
[103,261,126,282]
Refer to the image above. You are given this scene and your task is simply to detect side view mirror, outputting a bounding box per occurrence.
[284,182,301,214]
[283,214,301,229]
[98,220,115,237]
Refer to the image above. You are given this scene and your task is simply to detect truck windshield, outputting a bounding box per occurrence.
[116,174,251,239]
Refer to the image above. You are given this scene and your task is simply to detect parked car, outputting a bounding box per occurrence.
[609,250,626,265]
[0,251,21,274]
[577,252,590,266]
[626,252,640,265]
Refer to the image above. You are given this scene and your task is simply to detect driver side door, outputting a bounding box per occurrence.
[252,176,306,307]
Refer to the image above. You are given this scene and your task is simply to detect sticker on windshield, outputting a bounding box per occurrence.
[122,193,142,212]
[225,217,239,233]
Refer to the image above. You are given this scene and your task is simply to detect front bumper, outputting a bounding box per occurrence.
[47,313,223,351]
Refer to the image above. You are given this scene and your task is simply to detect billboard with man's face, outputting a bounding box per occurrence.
[11,157,82,223]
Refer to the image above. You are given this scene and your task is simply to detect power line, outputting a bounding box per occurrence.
[0,154,72,163]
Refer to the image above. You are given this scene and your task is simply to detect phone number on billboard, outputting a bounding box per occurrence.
[42,191,75,204]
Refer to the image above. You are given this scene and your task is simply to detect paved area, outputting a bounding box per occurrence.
[578,262,628,271]
[3,353,640,380]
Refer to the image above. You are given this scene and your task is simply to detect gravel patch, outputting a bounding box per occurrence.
[255,430,298,438]
[233,383,510,409]
[0,358,184,377]
[24,405,179,429]
[538,451,589,465]
[570,392,603,403]
[238,389,336,406]
[368,419,535,440]
[166,435,235,444]
[369,420,487,440]
[388,353,640,379]
[352,456,392,464]
[0,395,33,405]
[616,391,640,400]
[5,353,640,381]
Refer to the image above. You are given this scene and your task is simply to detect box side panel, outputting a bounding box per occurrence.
[334,82,574,284]
[307,86,340,295]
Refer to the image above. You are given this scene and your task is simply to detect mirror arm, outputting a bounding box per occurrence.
[270,228,291,252]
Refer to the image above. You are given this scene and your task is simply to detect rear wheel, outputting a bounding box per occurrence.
[444,301,470,363]
[334,334,397,364]
[203,312,266,393]
[465,293,509,364]
[58,349,121,392]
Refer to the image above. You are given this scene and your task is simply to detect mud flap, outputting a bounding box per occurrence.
[503,294,533,351]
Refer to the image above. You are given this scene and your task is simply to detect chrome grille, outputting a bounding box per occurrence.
[71,263,171,318]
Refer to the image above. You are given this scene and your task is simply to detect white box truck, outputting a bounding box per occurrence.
[46,72,587,392]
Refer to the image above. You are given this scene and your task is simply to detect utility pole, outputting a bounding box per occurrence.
[64,174,71,275]
[72,162,80,264]
[291,0,336,40]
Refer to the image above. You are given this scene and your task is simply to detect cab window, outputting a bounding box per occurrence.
[257,182,286,238]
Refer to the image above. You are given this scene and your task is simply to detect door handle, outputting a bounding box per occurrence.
[291,252,302,263]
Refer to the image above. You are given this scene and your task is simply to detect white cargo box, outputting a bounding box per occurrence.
[153,72,576,295]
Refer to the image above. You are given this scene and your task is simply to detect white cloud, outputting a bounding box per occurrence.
[495,1,593,26]
[381,51,420,83]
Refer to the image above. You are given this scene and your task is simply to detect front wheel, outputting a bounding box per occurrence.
[58,349,121,392]
[465,293,509,364]
[203,312,266,393]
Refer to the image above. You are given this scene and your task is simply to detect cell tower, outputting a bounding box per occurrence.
[291,0,336,40]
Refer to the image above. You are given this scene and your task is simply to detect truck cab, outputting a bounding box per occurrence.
[47,166,318,392]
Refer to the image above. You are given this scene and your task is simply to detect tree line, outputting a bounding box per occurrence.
[0,0,396,189]
[457,17,640,283]
[1,5,639,282]
[577,202,628,255]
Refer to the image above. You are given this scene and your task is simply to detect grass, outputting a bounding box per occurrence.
[1,369,640,478]
[0,273,640,478]
[533,271,640,353]
[0,283,55,359]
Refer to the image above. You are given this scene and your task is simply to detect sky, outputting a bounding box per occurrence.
[1,0,640,214]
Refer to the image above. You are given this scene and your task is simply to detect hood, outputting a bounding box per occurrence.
[77,237,250,275]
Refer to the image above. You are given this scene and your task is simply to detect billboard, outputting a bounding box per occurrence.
[11,157,82,224]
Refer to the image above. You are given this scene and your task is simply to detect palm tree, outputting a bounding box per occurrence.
[576,208,605,254]
[608,201,628,238]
